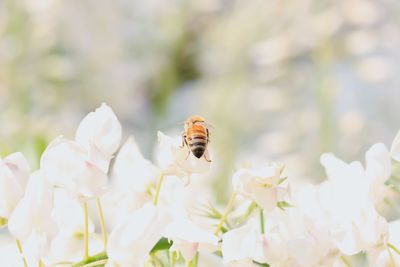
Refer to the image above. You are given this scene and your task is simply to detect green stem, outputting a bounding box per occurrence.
[214,191,237,235]
[171,251,178,266]
[81,259,108,267]
[259,208,265,234]
[153,174,165,205]
[83,202,89,260]
[38,260,44,267]
[193,253,199,267]
[185,253,199,267]
[387,246,396,267]
[49,261,74,266]
[15,239,28,267]
[71,251,107,267]
[150,253,163,267]
[340,256,352,267]
[388,243,400,256]
[96,197,107,249]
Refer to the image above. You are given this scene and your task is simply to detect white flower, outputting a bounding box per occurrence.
[390,129,400,162]
[103,137,159,228]
[255,229,288,265]
[112,136,160,194]
[221,219,259,267]
[41,104,122,200]
[367,219,400,267]
[157,131,211,178]
[47,188,102,264]
[365,143,392,205]
[106,204,171,267]
[49,195,101,265]
[198,253,225,267]
[51,188,94,235]
[318,143,390,255]
[165,216,218,261]
[40,136,108,201]
[75,103,122,172]
[232,162,288,210]
[0,152,30,220]
[260,207,338,267]
[8,171,57,264]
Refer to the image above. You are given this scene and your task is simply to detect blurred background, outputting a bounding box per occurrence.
[1,0,400,205]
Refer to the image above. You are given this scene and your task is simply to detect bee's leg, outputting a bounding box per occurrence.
[183,176,190,186]
[180,133,186,148]
[185,149,191,160]
[203,151,212,162]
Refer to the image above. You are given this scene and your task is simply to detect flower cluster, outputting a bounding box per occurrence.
[0,103,400,267]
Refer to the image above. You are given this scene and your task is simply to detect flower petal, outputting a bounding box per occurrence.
[41,137,108,200]
[75,103,122,167]
[112,136,160,192]
[222,220,258,264]
[107,204,171,266]
[8,171,56,241]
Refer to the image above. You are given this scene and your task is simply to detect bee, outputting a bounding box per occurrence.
[182,115,212,162]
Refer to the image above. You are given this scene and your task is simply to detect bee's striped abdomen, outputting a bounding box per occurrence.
[186,126,208,158]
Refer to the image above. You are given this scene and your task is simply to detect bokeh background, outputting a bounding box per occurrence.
[1,0,400,205]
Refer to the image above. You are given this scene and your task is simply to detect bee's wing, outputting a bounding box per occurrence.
[206,122,214,130]
[197,121,214,130]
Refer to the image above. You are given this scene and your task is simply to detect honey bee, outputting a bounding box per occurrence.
[182,115,211,162]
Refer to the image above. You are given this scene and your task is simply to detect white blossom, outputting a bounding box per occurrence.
[40,136,108,201]
[75,103,122,173]
[48,188,100,263]
[221,219,260,267]
[8,171,57,264]
[367,219,400,267]
[232,162,288,210]
[112,136,160,193]
[106,204,171,267]
[165,216,218,261]
[104,136,159,228]
[390,129,400,162]
[0,152,30,220]
[318,143,390,255]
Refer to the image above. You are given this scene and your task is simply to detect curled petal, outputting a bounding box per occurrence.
[0,152,30,219]
[4,152,30,190]
[75,103,122,168]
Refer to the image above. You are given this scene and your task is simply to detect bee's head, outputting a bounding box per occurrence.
[188,115,205,124]
[185,115,205,127]
[183,115,213,133]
